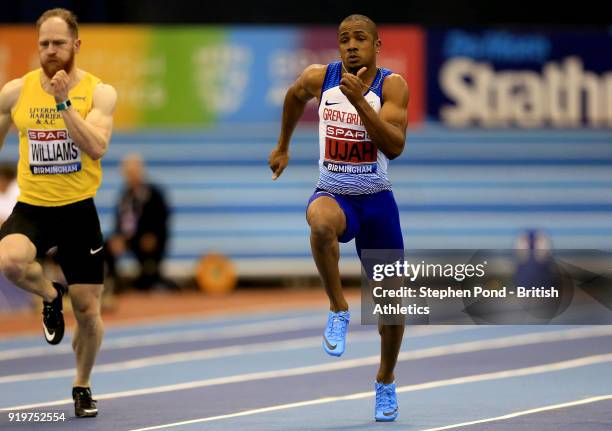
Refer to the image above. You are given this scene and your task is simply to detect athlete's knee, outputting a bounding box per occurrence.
[72,294,101,316]
[0,254,29,283]
[0,235,35,282]
[74,305,101,331]
[310,220,338,244]
[72,295,102,330]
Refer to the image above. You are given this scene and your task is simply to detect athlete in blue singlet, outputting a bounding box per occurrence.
[269,14,409,422]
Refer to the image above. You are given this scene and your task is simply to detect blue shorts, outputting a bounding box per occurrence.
[307,189,404,259]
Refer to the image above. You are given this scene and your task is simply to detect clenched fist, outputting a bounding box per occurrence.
[339,67,369,106]
[50,70,70,102]
[268,148,289,180]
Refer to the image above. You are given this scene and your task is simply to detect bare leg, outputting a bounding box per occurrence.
[69,284,104,388]
[0,234,57,301]
[307,197,348,312]
[376,322,404,383]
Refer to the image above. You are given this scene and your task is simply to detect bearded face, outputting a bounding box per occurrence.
[37,17,79,79]
[41,45,75,78]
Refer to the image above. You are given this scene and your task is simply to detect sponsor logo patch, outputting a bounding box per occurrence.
[323,125,377,174]
[27,129,82,175]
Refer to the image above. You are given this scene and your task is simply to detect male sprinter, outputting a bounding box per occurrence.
[0,8,116,417]
[269,15,408,421]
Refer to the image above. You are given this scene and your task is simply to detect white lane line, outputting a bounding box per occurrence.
[0,296,382,344]
[124,355,612,431]
[420,394,612,431]
[0,332,378,384]
[0,308,330,343]
[0,326,610,385]
[0,315,325,361]
[0,317,457,361]
[0,327,465,383]
[2,326,611,409]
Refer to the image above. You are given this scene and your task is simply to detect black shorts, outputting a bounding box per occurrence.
[0,198,104,285]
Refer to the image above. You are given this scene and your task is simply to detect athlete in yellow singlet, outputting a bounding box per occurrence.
[0,8,116,417]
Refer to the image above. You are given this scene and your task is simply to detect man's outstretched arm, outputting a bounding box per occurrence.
[269,64,326,180]
[0,79,23,153]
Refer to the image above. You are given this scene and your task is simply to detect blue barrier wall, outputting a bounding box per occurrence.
[4,125,610,276]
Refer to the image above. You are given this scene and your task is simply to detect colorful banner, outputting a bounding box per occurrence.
[427,29,612,128]
[5,25,612,129]
[0,25,425,129]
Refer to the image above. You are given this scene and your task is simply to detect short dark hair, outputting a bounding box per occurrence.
[339,14,378,39]
[36,8,79,39]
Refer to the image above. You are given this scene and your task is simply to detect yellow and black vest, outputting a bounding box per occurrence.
[11,69,103,206]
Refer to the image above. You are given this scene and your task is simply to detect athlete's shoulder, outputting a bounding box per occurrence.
[301,64,327,85]
[92,82,117,112]
[383,73,408,90]
[294,64,327,99]
[381,73,409,104]
[0,78,24,113]
[0,78,24,94]
[94,82,117,97]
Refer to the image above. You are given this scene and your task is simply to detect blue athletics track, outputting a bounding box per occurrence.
[0,294,611,431]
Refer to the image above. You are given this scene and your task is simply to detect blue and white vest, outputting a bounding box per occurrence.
[316,61,393,195]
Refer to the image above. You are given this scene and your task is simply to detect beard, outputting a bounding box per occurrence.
[41,50,75,78]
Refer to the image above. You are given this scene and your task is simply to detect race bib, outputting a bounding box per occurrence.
[323,125,377,174]
[27,129,82,175]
